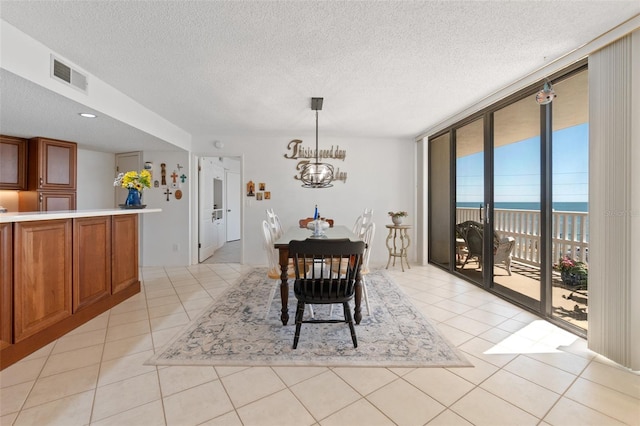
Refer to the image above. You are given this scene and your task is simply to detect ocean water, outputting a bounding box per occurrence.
[456,201,588,212]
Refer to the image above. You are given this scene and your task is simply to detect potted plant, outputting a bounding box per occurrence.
[553,255,588,287]
[114,170,151,207]
[388,211,408,225]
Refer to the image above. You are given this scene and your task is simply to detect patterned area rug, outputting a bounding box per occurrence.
[147,268,471,368]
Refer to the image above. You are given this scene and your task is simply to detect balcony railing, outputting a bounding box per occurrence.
[456,207,589,267]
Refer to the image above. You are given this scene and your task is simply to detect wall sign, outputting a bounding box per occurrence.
[284,139,348,183]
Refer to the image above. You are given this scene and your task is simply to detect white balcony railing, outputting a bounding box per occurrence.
[456,207,589,267]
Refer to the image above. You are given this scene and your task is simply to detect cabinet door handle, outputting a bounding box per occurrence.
[39,177,43,186]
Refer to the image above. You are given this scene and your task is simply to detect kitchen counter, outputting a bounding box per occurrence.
[1,208,159,369]
[0,208,162,222]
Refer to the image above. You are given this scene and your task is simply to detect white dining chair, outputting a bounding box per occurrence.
[265,208,283,239]
[261,220,313,319]
[331,221,375,316]
[352,208,373,238]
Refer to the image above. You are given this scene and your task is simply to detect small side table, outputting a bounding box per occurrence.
[385,224,411,272]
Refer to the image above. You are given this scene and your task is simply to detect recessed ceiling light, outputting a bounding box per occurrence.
[79,113,97,118]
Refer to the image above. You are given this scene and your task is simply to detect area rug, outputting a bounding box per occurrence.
[146,268,471,368]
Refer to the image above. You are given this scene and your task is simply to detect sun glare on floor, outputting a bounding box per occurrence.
[484,320,579,355]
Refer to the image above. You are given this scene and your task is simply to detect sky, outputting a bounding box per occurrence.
[456,123,589,204]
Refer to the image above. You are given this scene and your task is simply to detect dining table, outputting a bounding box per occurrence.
[273,225,365,326]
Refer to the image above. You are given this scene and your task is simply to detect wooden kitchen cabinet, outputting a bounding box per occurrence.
[0,135,27,190]
[19,190,77,212]
[13,219,72,343]
[1,210,148,370]
[18,137,77,212]
[27,137,77,190]
[0,223,12,349]
[112,214,139,294]
[73,217,111,312]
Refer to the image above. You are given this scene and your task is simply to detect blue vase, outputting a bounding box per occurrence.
[125,188,141,206]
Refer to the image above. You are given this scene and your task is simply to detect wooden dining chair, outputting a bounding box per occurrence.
[289,239,365,349]
[299,217,334,228]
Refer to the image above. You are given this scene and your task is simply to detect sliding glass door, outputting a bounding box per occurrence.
[550,70,589,330]
[491,96,542,308]
[428,133,451,269]
[454,118,484,286]
[430,63,589,334]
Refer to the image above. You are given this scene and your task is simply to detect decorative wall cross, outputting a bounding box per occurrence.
[180,174,187,183]
[163,188,172,201]
[170,171,179,184]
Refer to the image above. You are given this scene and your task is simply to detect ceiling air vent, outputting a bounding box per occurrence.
[50,55,88,93]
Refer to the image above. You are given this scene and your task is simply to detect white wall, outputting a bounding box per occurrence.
[74,148,191,266]
[191,135,415,268]
[76,149,115,209]
[140,150,191,266]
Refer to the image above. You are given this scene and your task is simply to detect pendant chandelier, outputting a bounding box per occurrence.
[300,97,334,188]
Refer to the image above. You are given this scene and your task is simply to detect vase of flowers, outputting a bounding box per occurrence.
[554,255,588,287]
[388,211,408,225]
[114,170,151,208]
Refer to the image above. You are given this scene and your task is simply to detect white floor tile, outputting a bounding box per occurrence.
[367,378,445,425]
[14,389,94,426]
[162,380,234,426]
[237,389,316,426]
[3,263,638,426]
[451,387,539,425]
[92,371,161,422]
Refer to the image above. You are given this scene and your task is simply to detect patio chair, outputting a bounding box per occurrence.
[289,239,365,349]
[455,220,515,275]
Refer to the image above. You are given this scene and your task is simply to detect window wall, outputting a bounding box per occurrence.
[428,63,589,334]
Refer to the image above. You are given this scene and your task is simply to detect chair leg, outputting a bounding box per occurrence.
[343,302,358,348]
[307,304,315,318]
[293,301,305,349]
[506,257,512,276]
[362,276,370,316]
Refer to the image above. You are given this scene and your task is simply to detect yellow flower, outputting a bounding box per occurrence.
[114,170,152,191]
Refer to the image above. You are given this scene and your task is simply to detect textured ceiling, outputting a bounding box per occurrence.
[1,1,639,153]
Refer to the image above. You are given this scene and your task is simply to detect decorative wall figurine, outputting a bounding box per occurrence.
[264,191,271,200]
[259,182,266,191]
[161,163,167,186]
[175,189,183,200]
[256,192,263,201]
[247,181,255,196]
[154,180,159,188]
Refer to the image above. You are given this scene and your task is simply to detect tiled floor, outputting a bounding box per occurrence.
[202,240,241,264]
[1,263,638,425]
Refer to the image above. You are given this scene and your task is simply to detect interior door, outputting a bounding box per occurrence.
[198,157,216,262]
[225,170,241,241]
[114,152,141,207]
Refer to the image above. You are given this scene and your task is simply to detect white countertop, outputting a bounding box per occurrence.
[0,208,162,223]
